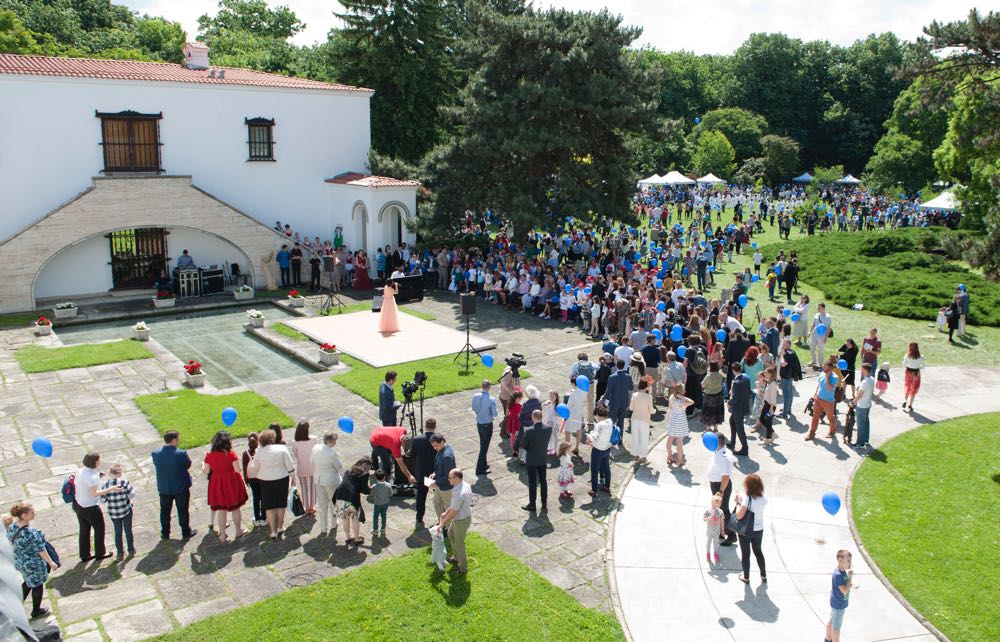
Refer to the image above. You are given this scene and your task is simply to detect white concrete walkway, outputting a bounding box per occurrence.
[610,366,998,642]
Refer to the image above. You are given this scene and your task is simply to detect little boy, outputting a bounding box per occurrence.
[826,549,857,642]
[100,463,136,558]
[368,470,393,538]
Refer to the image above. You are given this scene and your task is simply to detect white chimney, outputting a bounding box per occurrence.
[182,42,210,69]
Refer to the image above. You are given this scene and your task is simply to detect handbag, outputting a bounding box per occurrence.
[12,526,60,568]
[727,497,754,537]
[287,486,305,517]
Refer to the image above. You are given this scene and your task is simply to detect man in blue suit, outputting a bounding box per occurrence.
[601,359,634,432]
[728,364,752,456]
[379,370,400,427]
[151,431,196,539]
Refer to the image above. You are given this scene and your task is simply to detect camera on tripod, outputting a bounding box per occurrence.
[505,353,527,378]
[401,371,427,401]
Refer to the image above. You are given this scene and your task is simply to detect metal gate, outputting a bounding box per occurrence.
[108,228,167,290]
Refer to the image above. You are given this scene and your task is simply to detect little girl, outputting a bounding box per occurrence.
[666,391,693,466]
[542,390,561,456]
[703,493,723,563]
[876,362,891,397]
[557,442,575,499]
[559,289,574,323]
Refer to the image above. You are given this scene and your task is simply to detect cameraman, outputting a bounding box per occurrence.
[379,371,401,428]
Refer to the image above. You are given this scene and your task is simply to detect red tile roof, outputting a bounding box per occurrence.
[0,53,372,93]
[325,172,420,188]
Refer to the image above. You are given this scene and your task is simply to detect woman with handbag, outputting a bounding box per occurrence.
[732,473,768,584]
[5,502,58,618]
[247,429,294,541]
[333,457,372,547]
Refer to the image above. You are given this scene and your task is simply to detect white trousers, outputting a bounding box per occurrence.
[316,483,337,532]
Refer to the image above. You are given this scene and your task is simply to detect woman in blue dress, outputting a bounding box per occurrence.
[5,502,58,618]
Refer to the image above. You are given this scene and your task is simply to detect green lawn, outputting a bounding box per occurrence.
[333,353,529,405]
[760,228,1000,326]
[272,322,310,342]
[15,340,153,373]
[0,312,44,330]
[154,533,623,642]
[134,389,293,448]
[852,413,1000,642]
[712,215,1000,367]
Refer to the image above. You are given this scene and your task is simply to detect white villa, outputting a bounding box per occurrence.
[0,43,419,313]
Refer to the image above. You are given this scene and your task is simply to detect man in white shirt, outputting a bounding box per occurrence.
[851,363,875,449]
[613,338,634,365]
[719,312,746,335]
[706,435,736,545]
[438,468,473,574]
[752,250,763,274]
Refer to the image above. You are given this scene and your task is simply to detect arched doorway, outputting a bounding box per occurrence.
[352,201,369,256]
[378,201,410,248]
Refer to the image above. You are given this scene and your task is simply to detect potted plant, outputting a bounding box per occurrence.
[183,359,205,387]
[132,321,150,342]
[153,290,176,309]
[246,309,265,328]
[287,289,305,308]
[234,284,255,301]
[318,342,339,366]
[34,315,52,336]
[53,302,78,319]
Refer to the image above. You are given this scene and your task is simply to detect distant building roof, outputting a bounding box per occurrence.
[0,53,372,94]
[325,172,420,189]
[184,41,209,50]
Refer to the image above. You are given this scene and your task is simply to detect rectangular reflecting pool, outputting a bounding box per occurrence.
[57,305,315,390]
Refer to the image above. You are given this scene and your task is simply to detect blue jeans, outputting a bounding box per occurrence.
[780,378,794,415]
[111,512,135,555]
[590,447,611,492]
[371,504,388,532]
[855,406,871,445]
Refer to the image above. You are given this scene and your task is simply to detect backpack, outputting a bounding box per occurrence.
[690,348,708,375]
[577,362,596,381]
[61,475,76,504]
[610,424,622,446]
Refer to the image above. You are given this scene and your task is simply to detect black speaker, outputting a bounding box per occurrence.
[460,293,476,316]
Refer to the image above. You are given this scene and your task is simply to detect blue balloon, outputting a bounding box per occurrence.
[634,252,642,262]
[624,261,632,271]
[565,284,572,292]
[649,259,657,268]
[790,313,801,322]
[338,416,355,433]
[694,117,701,124]
[583,287,592,295]
[783,308,792,317]
[815,324,828,337]
[670,326,683,342]
[821,491,841,516]
[682,267,689,275]
[708,265,715,273]
[751,274,759,283]
[481,353,494,368]
[774,264,782,275]
[576,375,590,392]
[702,431,719,451]
[751,242,758,249]
[556,403,570,420]
[677,345,687,359]
[652,329,663,341]
[837,359,848,370]
[221,407,238,427]
[656,301,666,312]
[738,294,748,308]
[716,329,727,342]
[31,437,53,458]
[655,279,664,289]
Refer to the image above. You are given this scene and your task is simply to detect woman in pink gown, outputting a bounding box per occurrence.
[352,251,373,291]
[379,281,400,334]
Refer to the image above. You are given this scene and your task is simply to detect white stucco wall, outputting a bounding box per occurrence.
[165,228,251,275]
[0,74,372,243]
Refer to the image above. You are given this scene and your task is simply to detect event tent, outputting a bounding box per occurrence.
[918,190,960,211]
[637,174,664,186]
[696,173,725,185]
[661,170,695,185]
[836,174,861,185]
[792,172,813,183]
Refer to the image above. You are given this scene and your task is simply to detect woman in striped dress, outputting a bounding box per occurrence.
[666,391,694,467]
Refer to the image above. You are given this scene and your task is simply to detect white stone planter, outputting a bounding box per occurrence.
[247,316,264,328]
[288,298,305,308]
[185,371,206,387]
[53,307,78,319]
[318,350,340,366]
[153,297,176,309]
[35,323,52,336]
[132,328,150,342]
[234,289,255,301]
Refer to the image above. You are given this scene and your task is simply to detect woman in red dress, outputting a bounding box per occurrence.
[203,430,249,543]
[352,250,373,291]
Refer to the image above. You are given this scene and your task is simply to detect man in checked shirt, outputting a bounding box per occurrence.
[99,464,137,559]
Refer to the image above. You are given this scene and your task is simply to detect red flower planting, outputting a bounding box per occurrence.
[288,289,301,298]
[183,359,203,375]
[36,315,51,326]
[320,343,337,352]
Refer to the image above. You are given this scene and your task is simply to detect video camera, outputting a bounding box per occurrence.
[505,353,527,378]
[401,370,428,401]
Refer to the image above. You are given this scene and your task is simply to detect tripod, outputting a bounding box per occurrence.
[320,269,346,313]
[453,312,482,372]
[399,396,418,437]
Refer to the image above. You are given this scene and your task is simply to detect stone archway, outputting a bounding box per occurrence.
[352,200,369,256]
[377,200,410,247]
[0,176,281,313]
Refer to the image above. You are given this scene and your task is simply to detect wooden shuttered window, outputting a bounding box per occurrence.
[97,111,162,172]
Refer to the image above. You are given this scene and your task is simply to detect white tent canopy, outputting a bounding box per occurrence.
[792,172,813,183]
[919,190,960,211]
[637,174,664,186]
[661,170,695,185]
[836,174,861,185]
[697,173,724,184]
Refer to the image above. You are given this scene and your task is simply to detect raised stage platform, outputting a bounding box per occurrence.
[282,311,496,368]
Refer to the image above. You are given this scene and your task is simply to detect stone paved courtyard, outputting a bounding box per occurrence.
[0,293,669,641]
